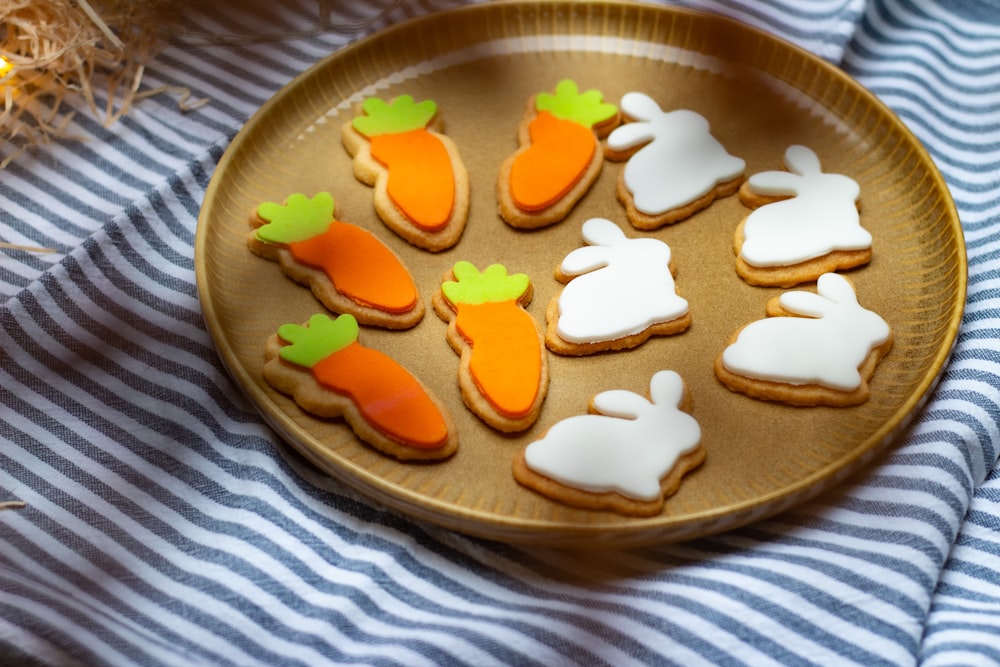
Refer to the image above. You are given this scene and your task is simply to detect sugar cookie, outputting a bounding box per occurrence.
[545,218,690,355]
[513,370,705,516]
[497,79,619,229]
[735,145,871,287]
[715,273,892,406]
[433,261,549,432]
[342,95,469,251]
[605,92,745,229]
[264,313,457,461]
[248,192,424,329]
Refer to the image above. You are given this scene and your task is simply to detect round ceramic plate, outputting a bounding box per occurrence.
[195,1,965,547]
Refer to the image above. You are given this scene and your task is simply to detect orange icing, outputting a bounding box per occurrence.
[289,222,418,314]
[312,341,449,448]
[453,300,541,418]
[370,129,455,232]
[509,111,595,212]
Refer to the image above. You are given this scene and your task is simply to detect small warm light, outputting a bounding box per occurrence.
[0,56,12,78]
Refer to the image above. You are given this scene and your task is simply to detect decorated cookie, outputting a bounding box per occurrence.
[341,95,469,251]
[248,192,424,329]
[433,261,548,432]
[735,145,871,287]
[264,313,457,461]
[715,273,892,406]
[545,218,690,355]
[605,92,745,229]
[513,370,705,517]
[497,79,620,229]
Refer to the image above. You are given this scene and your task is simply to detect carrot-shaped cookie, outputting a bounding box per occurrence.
[342,95,469,252]
[497,79,620,229]
[264,313,457,461]
[433,261,549,432]
[248,192,424,329]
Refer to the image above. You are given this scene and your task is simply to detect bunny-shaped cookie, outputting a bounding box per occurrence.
[735,145,871,287]
[513,370,705,516]
[716,273,892,406]
[546,218,690,355]
[606,92,745,229]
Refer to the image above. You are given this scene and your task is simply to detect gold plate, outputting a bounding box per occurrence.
[195,2,965,547]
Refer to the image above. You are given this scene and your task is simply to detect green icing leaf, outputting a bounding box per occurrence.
[255,192,334,244]
[351,95,437,136]
[441,261,529,306]
[535,79,617,128]
[277,313,358,367]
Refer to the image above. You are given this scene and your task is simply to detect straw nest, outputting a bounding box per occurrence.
[0,0,201,168]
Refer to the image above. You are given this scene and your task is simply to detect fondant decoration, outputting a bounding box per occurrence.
[342,95,469,251]
[513,370,705,516]
[546,218,690,354]
[433,261,548,432]
[498,79,619,228]
[735,144,870,286]
[606,92,745,228]
[263,313,457,460]
[248,192,423,329]
[717,273,892,406]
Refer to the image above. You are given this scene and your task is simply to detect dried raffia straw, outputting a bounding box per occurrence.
[0,500,27,511]
[0,0,405,171]
[0,241,56,253]
[0,0,206,168]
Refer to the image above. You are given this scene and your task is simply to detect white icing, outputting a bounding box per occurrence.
[523,370,701,501]
[740,145,870,267]
[721,273,890,391]
[555,218,688,344]
[607,92,745,214]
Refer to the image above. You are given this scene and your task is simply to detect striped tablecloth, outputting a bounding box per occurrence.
[2,1,998,664]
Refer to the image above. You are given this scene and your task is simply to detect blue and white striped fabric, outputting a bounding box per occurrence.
[2,0,997,664]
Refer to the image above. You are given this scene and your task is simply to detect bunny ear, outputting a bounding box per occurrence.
[581,218,626,247]
[815,272,859,305]
[747,171,801,196]
[592,389,651,419]
[607,122,656,151]
[619,92,663,121]
[778,290,833,318]
[784,145,822,176]
[648,370,684,408]
[560,245,610,275]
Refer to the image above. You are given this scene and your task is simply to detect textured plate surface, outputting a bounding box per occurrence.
[195,1,965,547]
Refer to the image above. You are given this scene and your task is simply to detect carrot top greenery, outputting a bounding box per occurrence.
[255,192,333,243]
[441,261,530,306]
[535,79,617,128]
[277,313,357,367]
[351,95,438,136]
